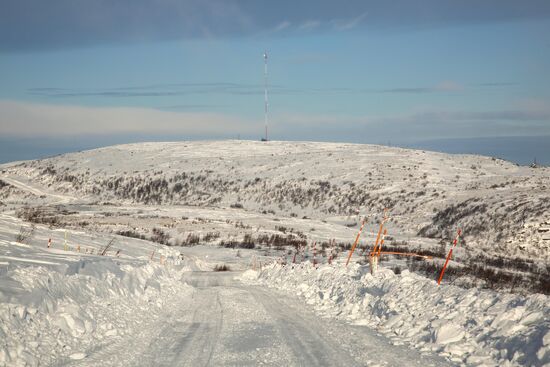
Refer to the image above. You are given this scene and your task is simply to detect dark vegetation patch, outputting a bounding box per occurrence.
[381,240,550,295]
[15,206,75,226]
[213,264,230,271]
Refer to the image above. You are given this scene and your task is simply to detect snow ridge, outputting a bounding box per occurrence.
[0,258,192,366]
[245,264,550,366]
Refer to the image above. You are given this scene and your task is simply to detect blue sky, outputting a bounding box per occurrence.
[1,0,549,162]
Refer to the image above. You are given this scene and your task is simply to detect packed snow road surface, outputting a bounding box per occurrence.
[74,271,453,367]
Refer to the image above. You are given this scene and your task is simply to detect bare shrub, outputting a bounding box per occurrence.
[202,232,220,242]
[117,229,146,240]
[15,224,35,244]
[16,207,60,226]
[213,264,230,271]
[151,228,170,245]
[182,233,200,246]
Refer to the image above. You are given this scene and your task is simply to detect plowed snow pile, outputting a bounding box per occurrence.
[0,250,192,366]
[243,264,550,366]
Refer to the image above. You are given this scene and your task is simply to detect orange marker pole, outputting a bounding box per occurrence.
[370,209,389,258]
[437,229,462,286]
[376,228,388,258]
[346,218,367,266]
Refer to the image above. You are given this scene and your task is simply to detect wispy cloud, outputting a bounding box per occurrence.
[158,104,225,111]
[27,83,268,98]
[2,99,548,141]
[475,82,519,87]
[273,21,291,32]
[0,100,256,138]
[299,20,321,31]
[332,12,368,31]
[2,0,550,51]
[28,80,506,99]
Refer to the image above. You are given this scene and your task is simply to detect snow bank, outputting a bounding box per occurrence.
[0,259,192,366]
[245,264,549,366]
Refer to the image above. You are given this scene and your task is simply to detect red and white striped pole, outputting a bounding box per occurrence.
[437,229,462,286]
[47,238,52,248]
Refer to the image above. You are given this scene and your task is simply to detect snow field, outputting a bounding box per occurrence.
[243,263,550,366]
[0,252,192,366]
[3,140,549,262]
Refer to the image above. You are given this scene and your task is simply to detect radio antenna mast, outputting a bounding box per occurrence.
[263,51,268,142]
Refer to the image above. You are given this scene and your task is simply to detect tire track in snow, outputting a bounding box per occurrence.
[71,271,454,367]
[250,286,361,366]
[1,175,75,204]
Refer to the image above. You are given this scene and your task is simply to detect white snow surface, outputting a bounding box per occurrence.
[0,223,457,367]
[1,140,549,261]
[244,263,550,366]
[0,140,549,366]
[0,214,192,366]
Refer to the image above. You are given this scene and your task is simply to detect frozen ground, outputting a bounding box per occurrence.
[0,215,455,367]
[0,140,548,366]
[1,140,549,262]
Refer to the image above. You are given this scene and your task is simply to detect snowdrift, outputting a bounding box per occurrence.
[243,264,550,366]
[0,258,192,366]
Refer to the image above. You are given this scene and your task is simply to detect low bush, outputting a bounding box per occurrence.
[213,264,230,272]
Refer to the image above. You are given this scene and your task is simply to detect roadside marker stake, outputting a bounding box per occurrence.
[370,209,389,258]
[376,228,388,258]
[47,238,52,248]
[345,217,367,266]
[437,229,462,286]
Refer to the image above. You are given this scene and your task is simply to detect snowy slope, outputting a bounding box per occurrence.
[0,215,457,367]
[0,140,549,366]
[1,140,549,262]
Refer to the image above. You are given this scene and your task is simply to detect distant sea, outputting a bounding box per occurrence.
[0,135,548,166]
[402,136,550,166]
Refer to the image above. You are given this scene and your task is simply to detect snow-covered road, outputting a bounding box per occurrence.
[1,175,76,204]
[72,271,453,367]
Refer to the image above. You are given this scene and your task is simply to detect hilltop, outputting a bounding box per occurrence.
[1,140,548,262]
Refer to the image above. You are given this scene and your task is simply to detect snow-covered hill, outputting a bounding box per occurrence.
[1,140,549,366]
[1,140,549,262]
